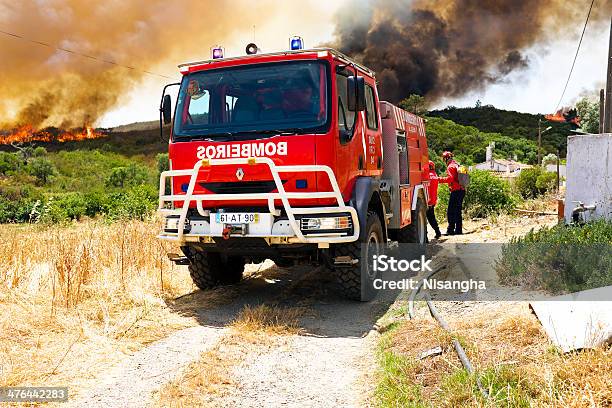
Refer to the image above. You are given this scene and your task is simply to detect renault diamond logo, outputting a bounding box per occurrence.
[236,167,244,180]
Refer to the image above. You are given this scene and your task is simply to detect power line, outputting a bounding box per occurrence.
[552,0,595,113]
[0,28,176,80]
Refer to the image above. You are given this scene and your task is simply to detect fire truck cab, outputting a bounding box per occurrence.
[159,47,429,301]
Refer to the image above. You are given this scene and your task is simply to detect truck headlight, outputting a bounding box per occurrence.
[299,215,352,233]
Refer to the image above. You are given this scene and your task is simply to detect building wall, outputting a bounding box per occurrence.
[545,164,566,178]
[564,134,612,222]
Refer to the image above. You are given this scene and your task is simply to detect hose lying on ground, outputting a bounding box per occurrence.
[407,265,488,398]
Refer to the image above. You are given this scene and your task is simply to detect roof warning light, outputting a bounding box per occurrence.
[289,36,304,51]
[211,46,224,59]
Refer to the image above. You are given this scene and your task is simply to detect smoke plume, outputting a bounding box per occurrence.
[0,1,320,129]
[331,0,612,103]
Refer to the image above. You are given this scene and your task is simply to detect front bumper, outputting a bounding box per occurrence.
[157,157,360,245]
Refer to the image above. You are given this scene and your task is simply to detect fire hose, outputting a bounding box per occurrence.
[407,265,489,398]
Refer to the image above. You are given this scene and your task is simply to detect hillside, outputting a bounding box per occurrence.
[428,105,575,156]
[424,116,538,169]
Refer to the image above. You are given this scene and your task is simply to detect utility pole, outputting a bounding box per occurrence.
[538,119,542,165]
[601,88,606,133]
[604,17,612,133]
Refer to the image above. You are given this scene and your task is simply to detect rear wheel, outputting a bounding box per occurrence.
[334,211,384,301]
[397,196,427,245]
[184,248,245,290]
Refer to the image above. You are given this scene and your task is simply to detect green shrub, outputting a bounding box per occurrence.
[157,153,169,175]
[496,220,612,293]
[107,185,157,220]
[0,152,20,175]
[0,184,44,222]
[463,170,516,218]
[515,166,557,198]
[434,169,516,220]
[28,157,56,185]
[106,163,149,188]
[535,171,557,192]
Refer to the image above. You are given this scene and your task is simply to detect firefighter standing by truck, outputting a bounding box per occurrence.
[426,160,442,239]
[439,151,465,235]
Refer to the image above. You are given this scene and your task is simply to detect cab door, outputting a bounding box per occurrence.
[362,83,383,175]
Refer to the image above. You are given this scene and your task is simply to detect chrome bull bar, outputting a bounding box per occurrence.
[157,157,360,244]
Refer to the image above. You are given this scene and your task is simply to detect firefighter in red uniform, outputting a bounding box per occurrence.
[426,160,442,239]
[439,151,465,235]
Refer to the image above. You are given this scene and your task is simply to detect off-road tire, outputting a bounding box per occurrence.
[186,250,245,290]
[334,210,384,301]
[397,196,427,245]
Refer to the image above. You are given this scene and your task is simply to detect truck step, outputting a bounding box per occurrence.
[167,253,191,265]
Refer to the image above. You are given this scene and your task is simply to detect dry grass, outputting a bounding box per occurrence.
[0,219,197,389]
[230,304,309,337]
[378,302,612,407]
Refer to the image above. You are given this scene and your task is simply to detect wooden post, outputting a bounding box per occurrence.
[604,17,612,133]
[537,119,542,165]
[601,89,606,134]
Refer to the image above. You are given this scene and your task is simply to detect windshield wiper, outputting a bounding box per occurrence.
[228,129,306,139]
[174,132,235,142]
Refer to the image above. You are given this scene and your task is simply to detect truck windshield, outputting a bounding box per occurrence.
[173,60,329,140]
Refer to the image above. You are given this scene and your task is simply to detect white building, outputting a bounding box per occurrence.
[473,142,531,178]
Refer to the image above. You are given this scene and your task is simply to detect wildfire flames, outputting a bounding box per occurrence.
[545,108,580,126]
[0,125,106,145]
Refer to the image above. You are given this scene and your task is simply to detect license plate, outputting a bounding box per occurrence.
[216,213,259,224]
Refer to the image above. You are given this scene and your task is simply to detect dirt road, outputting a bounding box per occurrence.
[67,213,558,407]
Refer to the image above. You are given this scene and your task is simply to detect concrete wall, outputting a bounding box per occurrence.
[564,134,612,222]
[545,164,566,179]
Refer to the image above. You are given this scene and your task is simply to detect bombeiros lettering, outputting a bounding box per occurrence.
[196,142,288,159]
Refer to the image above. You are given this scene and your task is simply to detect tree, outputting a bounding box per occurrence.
[28,157,55,185]
[575,97,599,134]
[106,163,148,188]
[399,94,428,115]
[33,146,48,157]
[106,167,129,188]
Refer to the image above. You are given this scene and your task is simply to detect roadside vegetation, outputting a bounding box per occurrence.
[496,220,612,293]
[0,146,164,223]
[0,220,195,388]
[375,304,611,407]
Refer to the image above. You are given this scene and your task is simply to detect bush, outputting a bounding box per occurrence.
[0,184,44,222]
[106,163,149,188]
[107,185,158,220]
[515,167,542,198]
[496,220,612,293]
[157,153,169,175]
[463,170,517,218]
[435,169,516,220]
[0,152,20,175]
[28,157,56,185]
[535,171,557,192]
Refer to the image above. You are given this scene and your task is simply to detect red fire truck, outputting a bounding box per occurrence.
[158,44,429,301]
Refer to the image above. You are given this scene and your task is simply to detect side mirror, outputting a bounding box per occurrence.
[162,94,172,125]
[347,76,366,112]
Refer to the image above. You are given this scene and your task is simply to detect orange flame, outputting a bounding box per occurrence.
[0,125,106,145]
[545,108,580,126]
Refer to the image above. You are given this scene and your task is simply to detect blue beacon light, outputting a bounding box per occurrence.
[290,36,304,50]
[211,46,224,59]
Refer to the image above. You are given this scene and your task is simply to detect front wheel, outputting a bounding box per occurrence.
[183,247,245,290]
[334,211,384,301]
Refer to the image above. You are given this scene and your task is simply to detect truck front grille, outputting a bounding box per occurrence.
[200,180,287,194]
